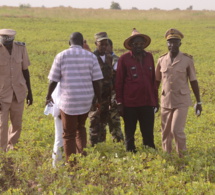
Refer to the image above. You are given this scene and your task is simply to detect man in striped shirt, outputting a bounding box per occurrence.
[46,32,103,166]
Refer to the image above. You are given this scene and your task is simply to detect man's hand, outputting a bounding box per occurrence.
[195,103,202,116]
[45,81,58,106]
[154,104,160,113]
[45,96,54,106]
[26,91,33,106]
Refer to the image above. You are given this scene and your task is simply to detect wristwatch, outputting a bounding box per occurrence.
[197,102,202,105]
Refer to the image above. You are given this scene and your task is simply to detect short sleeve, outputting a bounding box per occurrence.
[155,59,162,81]
[187,58,197,81]
[92,54,103,81]
[22,46,30,70]
[48,54,62,82]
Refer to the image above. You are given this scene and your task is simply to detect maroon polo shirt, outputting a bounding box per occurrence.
[115,51,158,107]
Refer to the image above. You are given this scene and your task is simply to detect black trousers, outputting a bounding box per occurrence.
[123,106,155,152]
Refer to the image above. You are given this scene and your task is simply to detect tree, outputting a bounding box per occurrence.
[186,5,193,10]
[110,1,121,10]
[131,7,138,10]
[19,4,31,8]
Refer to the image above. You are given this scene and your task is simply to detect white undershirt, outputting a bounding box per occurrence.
[100,55,106,63]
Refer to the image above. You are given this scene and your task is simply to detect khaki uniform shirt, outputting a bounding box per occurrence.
[155,51,196,109]
[0,42,30,103]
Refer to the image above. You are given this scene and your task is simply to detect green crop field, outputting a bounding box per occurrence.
[0,6,215,194]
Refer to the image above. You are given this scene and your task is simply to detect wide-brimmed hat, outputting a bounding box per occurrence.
[124,28,151,50]
[0,29,16,36]
[165,28,184,40]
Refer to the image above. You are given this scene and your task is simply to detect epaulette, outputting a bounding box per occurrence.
[14,41,26,46]
[159,53,168,58]
[183,53,193,58]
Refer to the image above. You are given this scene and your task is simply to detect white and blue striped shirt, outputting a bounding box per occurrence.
[48,45,103,115]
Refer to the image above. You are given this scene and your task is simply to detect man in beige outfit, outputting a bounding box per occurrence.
[155,28,202,157]
[0,29,33,151]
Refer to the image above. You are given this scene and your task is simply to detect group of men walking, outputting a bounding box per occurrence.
[0,27,202,167]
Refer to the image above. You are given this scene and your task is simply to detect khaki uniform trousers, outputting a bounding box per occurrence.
[161,106,188,155]
[0,94,24,151]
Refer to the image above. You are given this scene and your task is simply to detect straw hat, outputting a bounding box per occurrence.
[124,28,151,50]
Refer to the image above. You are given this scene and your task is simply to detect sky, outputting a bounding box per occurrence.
[0,0,214,10]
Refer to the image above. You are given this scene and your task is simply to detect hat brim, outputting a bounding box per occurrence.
[96,37,109,42]
[166,35,182,40]
[124,34,151,50]
[0,29,16,36]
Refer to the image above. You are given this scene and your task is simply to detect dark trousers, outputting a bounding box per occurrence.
[123,106,155,152]
[60,111,88,162]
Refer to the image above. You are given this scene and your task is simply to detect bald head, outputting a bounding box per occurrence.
[69,32,83,47]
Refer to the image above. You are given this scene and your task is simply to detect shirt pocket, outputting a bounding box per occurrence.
[0,61,7,75]
[14,56,23,64]
[147,66,153,74]
[180,88,190,95]
[129,65,138,80]
[176,68,187,80]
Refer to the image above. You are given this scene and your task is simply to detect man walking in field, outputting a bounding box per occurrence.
[46,32,103,165]
[155,28,202,157]
[115,28,158,152]
[0,29,33,152]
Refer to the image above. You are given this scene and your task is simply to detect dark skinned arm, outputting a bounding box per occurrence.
[45,81,58,105]
[190,80,202,116]
[155,61,161,113]
[154,80,161,113]
[156,81,161,90]
[92,80,102,110]
[22,69,33,106]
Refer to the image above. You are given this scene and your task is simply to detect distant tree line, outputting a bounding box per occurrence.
[18,2,193,11]
[19,4,31,8]
[110,2,194,11]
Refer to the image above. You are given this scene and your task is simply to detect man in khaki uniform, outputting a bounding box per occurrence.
[0,29,33,151]
[155,28,202,157]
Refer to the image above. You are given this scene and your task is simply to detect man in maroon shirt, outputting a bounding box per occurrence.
[115,28,158,152]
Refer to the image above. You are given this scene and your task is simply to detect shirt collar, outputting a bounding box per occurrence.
[70,45,82,49]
